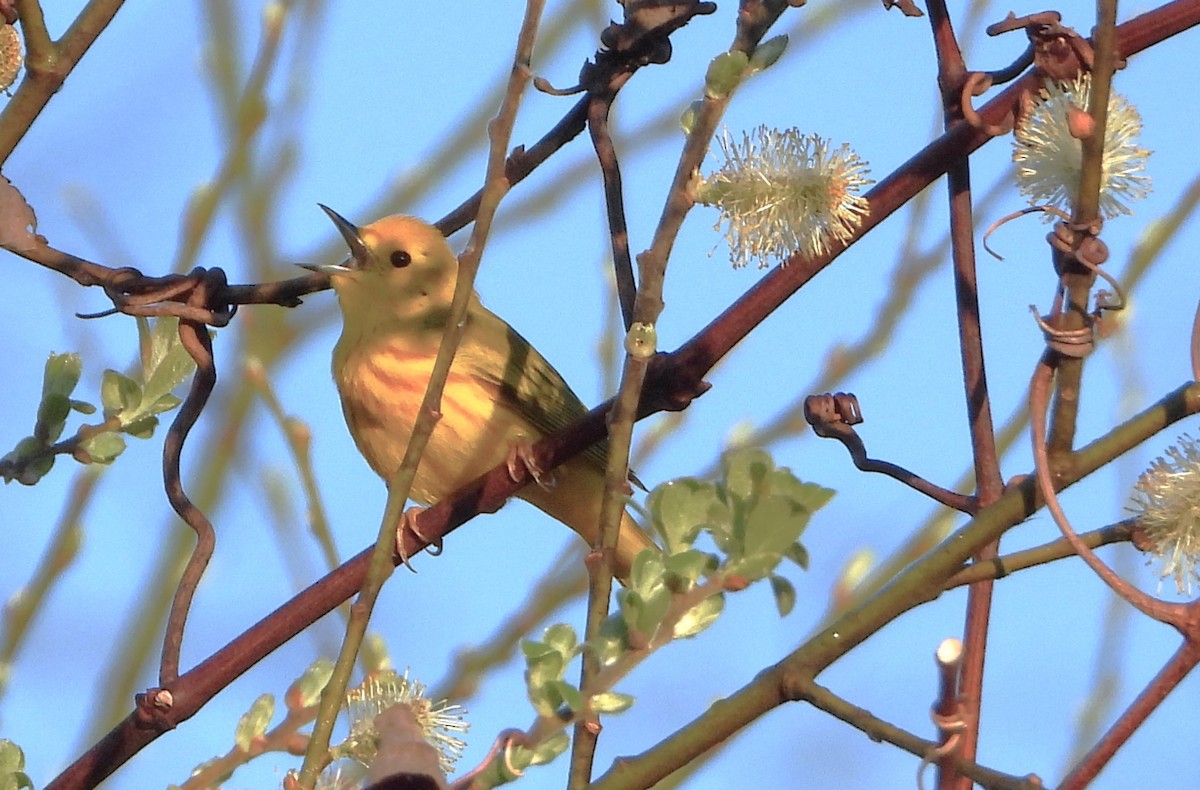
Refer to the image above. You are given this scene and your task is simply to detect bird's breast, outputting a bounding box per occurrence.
[333,332,538,503]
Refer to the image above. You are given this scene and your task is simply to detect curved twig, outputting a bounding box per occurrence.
[158,272,222,685]
[805,393,978,514]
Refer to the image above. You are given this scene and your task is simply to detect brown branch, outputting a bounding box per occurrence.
[587,82,637,329]
[1060,638,1200,789]
[924,4,1006,787]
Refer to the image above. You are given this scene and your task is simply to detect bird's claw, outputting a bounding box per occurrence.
[394,506,443,572]
[507,440,555,490]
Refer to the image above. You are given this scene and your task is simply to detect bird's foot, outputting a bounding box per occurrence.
[394,506,443,572]
[506,440,555,490]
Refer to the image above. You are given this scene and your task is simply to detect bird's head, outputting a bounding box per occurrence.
[306,205,459,313]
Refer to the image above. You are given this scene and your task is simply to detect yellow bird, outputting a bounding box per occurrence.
[313,206,657,584]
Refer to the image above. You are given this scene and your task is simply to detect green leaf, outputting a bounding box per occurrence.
[521,639,556,662]
[767,468,837,515]
[542,623,578,659]
[674,594,724,638]
[526,731,569,767]
[0,765,32,790]
[629,548,667,595]
[122,415,159,440]
[142,393,183,418]
[723,553,780,582]
[649,478,719,552]
[526,683,555,719]
[591,691,635,714]
[0,740,27,774]
[136,316,153,373]
[100,370,142,417]
[663,549,714,586]
[769,574,797,617]
[704,50,749,100]
[721,448,773,503]
[522,640,566,702]
[620,584,671,638]
[42,353,82,399]
[743,495,810,559]
[140,317,197,408]
[234,694,275,752]
[550,680,583,713]
[793,480,836,514]
[80,431,126,464]
[786,541,810,569]
[591,616,630,668]
[748,35,788,74]
[2,437,53,485]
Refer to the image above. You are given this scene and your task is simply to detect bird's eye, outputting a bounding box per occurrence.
[390,250,412,268]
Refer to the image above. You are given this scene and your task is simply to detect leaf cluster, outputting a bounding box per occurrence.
[0,317,196,484]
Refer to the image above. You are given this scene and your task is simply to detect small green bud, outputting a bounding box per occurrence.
[234,694,275,752]
[680,100,703,135]
[704,50,749,100]
[748,35,788,74]
[287,658,333,711]
[43,353,83,399]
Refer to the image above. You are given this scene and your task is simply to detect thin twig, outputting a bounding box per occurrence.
[571,2,783,784]
[0,0,125,165]
[159,280,221,685]
[1046,1,1121,457]
[587,82,637,329]
[942,521,1135,589]
[795,676,1040,790]
[924,4,1006,786]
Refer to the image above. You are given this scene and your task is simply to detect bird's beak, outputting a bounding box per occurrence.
[301,204,373,274]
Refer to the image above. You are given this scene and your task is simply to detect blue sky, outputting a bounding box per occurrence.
[3,2,1199,788]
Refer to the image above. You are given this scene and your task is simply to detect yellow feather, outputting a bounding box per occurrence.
[322,210,656,583]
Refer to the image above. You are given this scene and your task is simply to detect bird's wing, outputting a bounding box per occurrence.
[462,305,612,475]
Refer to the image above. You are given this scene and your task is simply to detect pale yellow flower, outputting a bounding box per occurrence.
[344,669,468,774]
[1013,74,1151,219]
[1130,435,1200,596]
[696,126,872,268]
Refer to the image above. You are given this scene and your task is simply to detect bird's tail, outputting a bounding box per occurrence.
[518,461,658,585]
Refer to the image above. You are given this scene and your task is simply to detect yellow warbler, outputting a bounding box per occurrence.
[313,206,657,584]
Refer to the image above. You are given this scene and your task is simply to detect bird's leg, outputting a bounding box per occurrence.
[394,506,443,573]
[506,440,556,490]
